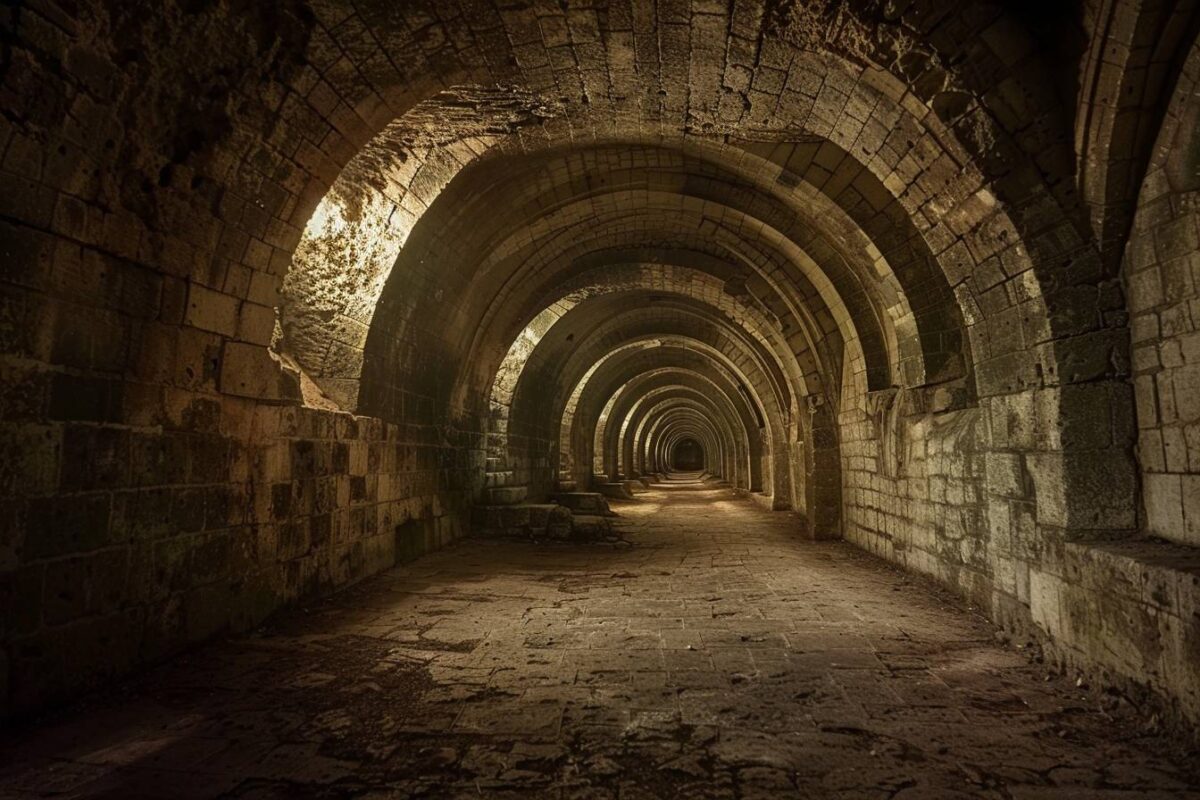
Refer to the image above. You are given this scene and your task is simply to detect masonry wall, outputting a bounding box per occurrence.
[841,394,991,608]
[1,366,474,715]
[490,418,558,501]
[1127,38,1200,549]
[840,385,1200,725]
[0,212,479,716]
[0,0,489,717]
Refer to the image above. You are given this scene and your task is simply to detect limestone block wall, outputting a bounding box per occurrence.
[1128,38,1200,549]
[788,441,807,517]
[841,398,991,607]
[0,380,474,715]
[0,157,479,714]
[840,385,1200,724]
[499,430,558,498]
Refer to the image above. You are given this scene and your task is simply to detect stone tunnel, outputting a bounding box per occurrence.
[2,0,1200,795]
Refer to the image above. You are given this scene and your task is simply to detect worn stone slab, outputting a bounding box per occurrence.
[1,482,1196,797]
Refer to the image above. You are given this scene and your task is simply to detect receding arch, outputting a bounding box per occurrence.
[671,437,706,471]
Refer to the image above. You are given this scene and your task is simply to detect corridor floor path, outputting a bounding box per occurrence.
[2,476,1198,799]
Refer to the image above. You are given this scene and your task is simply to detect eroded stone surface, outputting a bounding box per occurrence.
[2,479,1196,798]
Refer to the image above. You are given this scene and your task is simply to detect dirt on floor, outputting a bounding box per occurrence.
[1,476,1198,798]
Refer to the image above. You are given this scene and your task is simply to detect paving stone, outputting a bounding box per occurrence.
[1,480,1197,797]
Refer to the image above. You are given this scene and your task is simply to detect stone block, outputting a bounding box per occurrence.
[597,482,633,500]
[985,453,1025,499]
[48,373,124,423]
[24,494,112,559]
[1028,570,1062,637]
[0,425,59,495]
[0,565,45,636]
[184,283,239,337]
[553,492,610,515]
[60,424,129,491]
[219,342,300,402]
[237,301,276,345]
[1026,451,1137,532]
[484,485,528,505]
[1183,475,1200,547]
[570,514,613,541]
[1145,473,1184,542]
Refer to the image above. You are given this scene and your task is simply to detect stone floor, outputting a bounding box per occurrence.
[2,475,1198,799]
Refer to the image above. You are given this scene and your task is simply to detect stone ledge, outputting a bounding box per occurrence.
[553,492,611,516]
[596,482,635,500]
[741,490,790,512]
[219,343,301,403]
[1027,537,1200,734]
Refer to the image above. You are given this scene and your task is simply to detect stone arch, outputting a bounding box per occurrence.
[598,371,761,492]
[1126,32,1200,548]
[569,353,765,495]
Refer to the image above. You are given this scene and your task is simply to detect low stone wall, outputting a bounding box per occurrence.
[1025,540,1200,725]
[841,391,1200,730]
[2,395,477,717]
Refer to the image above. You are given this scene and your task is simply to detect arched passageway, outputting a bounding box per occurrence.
[3,0,1200,793]
[671,438,706,472]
